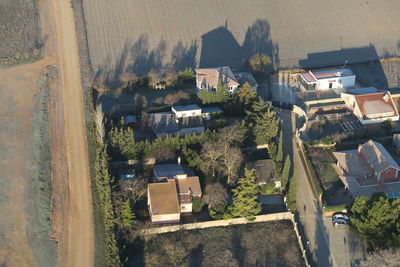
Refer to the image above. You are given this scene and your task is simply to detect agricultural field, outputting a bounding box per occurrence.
[0,65,57,266]
[128,220,304,267]
[82,0,400,81]
[0,0,42,65]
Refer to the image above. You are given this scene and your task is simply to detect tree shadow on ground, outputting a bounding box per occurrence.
[199,19,279,70]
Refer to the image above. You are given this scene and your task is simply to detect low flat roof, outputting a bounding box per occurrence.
[312,68,354,79]
[154,164,186,178]
[172,104,201,112]
[347,87,379,95]
[202,106,223,113]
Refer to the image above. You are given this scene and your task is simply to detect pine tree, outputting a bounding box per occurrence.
[276,130,283,163]
[228,168,261,220]
[286,170,297,211]
[121,199,135,228]
[253,109,279,145]
[108,126,137,160]
[238,82,257,107]
[280,155,291,192]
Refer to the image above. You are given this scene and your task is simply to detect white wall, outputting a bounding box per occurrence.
[173,108,202,118]
[316,75,356,90]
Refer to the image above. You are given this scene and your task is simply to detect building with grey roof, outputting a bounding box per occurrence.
[333,140,400,198]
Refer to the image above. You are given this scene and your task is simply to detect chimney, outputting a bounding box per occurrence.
[177,156,181,165]
[383,93,389,102]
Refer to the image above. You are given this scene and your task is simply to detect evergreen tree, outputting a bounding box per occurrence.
[275,130,283,163]
[253,109,279,145]
[238,82,257,107]
[267,141,277,159]
[350,194,400,248]
[286,170,297,211]
[121,199,135,228]
[108,126,137,160]
[228,168,261,220]
[198,80,228,104]
[280,155,291,192]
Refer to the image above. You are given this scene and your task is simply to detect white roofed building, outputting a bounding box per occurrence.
[300,68,356,91]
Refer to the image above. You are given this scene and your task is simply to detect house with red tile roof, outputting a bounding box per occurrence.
[341,87,399,124]
[299,68,355,91]
[333,140,400,198]
[195,66,257,94]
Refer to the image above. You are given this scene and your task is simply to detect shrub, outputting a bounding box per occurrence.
[192,197,203,213]
[258,183,278,195]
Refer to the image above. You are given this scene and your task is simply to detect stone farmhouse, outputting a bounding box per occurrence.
[333,140,400,198]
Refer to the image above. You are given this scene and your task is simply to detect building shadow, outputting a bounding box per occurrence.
[199,19,278,70]
[299,44,389,90]
[199,25,243,68]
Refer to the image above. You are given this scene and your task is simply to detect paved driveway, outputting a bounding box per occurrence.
[280,110,364,267]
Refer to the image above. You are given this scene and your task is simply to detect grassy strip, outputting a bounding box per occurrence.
[297,142,323,198]
[323,203,347,213]
[83,88,117,266]
[27,75,57,265]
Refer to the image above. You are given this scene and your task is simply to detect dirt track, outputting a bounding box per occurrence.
[50,0,94,266]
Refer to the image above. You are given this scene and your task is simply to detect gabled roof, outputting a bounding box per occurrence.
[148,181,180,215]
[179,116,204,129]
[195,66,239,89]
[176,176,202,196]
[359,140,400,173]
[149,112,179,134]
[332,150,371,177]
[234,72,258,87]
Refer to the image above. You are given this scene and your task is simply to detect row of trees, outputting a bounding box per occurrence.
[93,106,121,266]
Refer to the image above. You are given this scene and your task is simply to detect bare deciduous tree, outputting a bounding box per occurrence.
[360,249,400,267]
[118,178,147,204]
[202,183,228,210]
[201,142,223,177]
[219,146,243,185]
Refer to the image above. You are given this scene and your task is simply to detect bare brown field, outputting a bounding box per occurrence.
[82,0,400,79]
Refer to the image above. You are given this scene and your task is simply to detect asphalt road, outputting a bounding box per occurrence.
[279,110,364,267]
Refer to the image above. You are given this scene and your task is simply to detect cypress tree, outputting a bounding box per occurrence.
[280,155,291,192]
[121,199,135,228]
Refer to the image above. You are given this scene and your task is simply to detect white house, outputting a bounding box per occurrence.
[172,104,202,118]
[300,68,355,91]
[341,87,399,125]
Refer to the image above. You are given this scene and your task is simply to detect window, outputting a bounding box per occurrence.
[329,83,333,89]
[192,112,196,116]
